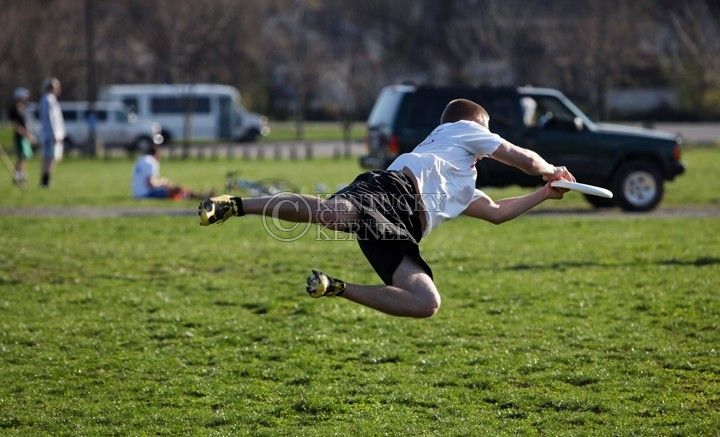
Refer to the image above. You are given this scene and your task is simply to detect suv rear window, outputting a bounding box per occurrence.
[400,93,450,129]
[367,87,407,127]
[396,89,521,132]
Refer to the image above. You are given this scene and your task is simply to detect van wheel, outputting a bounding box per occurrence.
[63,138,76,151]
[238,129,260,143]
[584,193,615,208]
[161,129,172,144]
[612,162,664,212]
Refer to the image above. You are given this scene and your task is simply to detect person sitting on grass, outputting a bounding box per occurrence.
[131,145,211,200]
[198,99,575,318]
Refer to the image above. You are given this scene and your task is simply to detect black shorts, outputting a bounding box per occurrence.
[332,171,433,285]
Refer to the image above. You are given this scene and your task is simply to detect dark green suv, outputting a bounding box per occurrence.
[361,84,685,212]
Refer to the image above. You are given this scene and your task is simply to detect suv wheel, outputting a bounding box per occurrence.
[612,162,664,212]
[583,193,616,208]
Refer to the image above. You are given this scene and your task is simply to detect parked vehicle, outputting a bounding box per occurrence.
[361,84,686,212]
[99,84,270,143]
[27,101,163,152]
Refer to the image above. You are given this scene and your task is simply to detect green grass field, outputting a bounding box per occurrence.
[0,147,718,209]
[0,148,719,434]
[263,121,366,142]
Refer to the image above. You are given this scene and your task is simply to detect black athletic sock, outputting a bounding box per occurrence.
[231,196,245,216]
[41,173,50,187]
[331,278,347,296]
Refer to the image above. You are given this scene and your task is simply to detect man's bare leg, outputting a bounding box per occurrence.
[241,194,359,229]
[200,192,359,229]
[201,195,439,317]
[311,256,441,318]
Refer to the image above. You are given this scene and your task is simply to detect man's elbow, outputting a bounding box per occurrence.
[487,211,508,225]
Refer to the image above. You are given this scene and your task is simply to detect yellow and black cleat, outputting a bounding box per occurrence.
[306,270,346,297]
[198,195,240,226]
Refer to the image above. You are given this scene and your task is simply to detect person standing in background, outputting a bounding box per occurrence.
[39,77,65,187]
[7,87,36,185]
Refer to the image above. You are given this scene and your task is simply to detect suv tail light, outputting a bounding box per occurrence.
[673,142,682,161]
[387,134,400,155]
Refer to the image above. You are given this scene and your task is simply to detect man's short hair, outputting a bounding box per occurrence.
[440,99,490,127]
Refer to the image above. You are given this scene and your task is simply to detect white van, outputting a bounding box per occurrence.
[99,84,270,143]
[27,101,163,152]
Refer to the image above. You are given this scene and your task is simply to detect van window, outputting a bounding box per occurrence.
[122,97,139,113]
[62,110,77,121]
[150,96,211,114]
[84,110,108,121]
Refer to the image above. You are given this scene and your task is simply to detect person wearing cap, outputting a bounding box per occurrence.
[7,87,36,186]
[39,77,65,187]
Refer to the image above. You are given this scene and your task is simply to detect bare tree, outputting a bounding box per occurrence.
[263,0,332,139]
[666,0,720,86]
[0,0,711,124]
[660,0,720,116]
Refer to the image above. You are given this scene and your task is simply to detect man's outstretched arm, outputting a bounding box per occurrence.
[489,141,576,182]
[463,183,564,224]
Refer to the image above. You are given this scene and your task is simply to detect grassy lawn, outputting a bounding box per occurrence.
[263,121,366,142]
[0,147,718,209]
[0,146,718,434]
[1,215,718,434]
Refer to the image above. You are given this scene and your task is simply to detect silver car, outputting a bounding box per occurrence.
[27,101,163,152]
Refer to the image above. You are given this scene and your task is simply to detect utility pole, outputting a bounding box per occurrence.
[85,0,98,156]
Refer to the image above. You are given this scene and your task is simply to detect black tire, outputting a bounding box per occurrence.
[612,161,664,212]
[584,193,616,208]
[134,136,153,153]
[160,129,172,144]
[237,129,260,143]
[63,138,76,151]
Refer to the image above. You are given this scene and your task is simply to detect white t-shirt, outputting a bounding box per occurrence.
[132,154,159,198]
[387,120,503,236]
[39,93,65,143]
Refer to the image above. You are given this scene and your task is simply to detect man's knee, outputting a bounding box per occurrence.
[408,287,441,318]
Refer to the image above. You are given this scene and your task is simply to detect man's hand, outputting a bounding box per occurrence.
[542,165,576,183]
[543,182,566,199]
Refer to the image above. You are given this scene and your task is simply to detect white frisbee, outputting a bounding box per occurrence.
[551,180,613,198]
